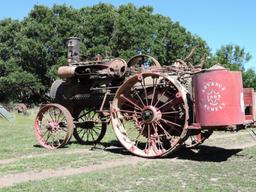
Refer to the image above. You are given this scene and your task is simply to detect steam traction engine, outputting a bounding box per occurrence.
[34,37,256,158]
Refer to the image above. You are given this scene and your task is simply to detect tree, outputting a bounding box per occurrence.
[243,69,256,88]
[206,44,255,88]
[1,3,246,103]
[206,44,252,71]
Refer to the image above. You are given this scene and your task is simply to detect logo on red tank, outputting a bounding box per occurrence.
[202,81,226,112]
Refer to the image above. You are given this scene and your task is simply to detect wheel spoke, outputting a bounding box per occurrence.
[81,129,87,140]
[89,129,95,141]
[155,121,172,139]
[133,89,146,107]
[161,111,179,115]
[91,128,100,136]
[154,87,169,107]
[157,97,178,110]
[150,78,157,105]
[45,131,52,142]
[146,124,151,152]
[48,108,56,121]
[120,94,143,110]
[133,124,146,145]
[141,78,149,105]
[160,117,182,128]
[53,108,59,122]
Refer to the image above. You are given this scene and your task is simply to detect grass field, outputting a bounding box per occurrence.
[0,109,256,191]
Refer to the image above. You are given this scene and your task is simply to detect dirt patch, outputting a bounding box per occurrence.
[0,148,93,165]
[0,156,147,188]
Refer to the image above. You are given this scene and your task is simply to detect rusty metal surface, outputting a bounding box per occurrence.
[58,59,127,79]
[193,69,245,127]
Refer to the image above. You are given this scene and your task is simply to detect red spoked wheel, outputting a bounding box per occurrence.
[111,72,189,158]
[34,104,74,149]
[73,108,107,144]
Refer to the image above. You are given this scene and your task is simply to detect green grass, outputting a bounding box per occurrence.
[0,109,256,191]
[0,109,118,159]
[1,146,256,192]
[0,150,123,175]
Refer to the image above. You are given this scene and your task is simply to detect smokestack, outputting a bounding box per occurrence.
[67,37,80,64]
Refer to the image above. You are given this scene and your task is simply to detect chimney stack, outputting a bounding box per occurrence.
[67,37,80,64]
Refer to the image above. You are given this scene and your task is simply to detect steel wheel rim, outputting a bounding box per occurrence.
[34,104,74,149]
[111,72,189,158]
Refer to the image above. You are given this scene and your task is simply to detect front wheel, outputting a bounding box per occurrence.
[34,104,74,149]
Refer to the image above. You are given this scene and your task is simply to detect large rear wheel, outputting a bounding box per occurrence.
[111,72,189,158]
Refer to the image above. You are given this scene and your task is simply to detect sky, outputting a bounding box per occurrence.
[0,0,255,70]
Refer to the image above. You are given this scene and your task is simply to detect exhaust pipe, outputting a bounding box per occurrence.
[67,37,80,64]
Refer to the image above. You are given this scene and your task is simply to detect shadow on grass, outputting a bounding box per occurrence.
[96,140,133,156]
[100,141,244,161]
[168,145,243,162]
[33,144,69,149]
[34,141,243,162]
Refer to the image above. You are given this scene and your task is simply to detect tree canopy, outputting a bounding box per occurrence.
[206,44,255,88]
[0,3,255,103]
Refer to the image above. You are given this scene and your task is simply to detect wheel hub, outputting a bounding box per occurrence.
[141,106,161,123]
[47,122,59,131]
[141,109,154,122]
[84,121,94,129]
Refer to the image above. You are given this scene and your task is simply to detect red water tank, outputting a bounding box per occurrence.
[193,67,245,127]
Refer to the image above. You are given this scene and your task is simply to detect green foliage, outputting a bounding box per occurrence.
[0,59,44,102]
[206,44,255,88]
[206,44,252,70]
[243,69,256,88]
[0,3,254,102]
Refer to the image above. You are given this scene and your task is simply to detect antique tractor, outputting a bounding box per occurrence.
[34,37,256,158]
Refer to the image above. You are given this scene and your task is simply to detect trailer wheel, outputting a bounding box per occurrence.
[34,104,74,149]
[73,108,107,144]
[111,72,189,158]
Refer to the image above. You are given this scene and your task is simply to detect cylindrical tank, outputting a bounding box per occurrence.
[193,67,245,127]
